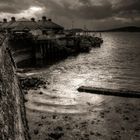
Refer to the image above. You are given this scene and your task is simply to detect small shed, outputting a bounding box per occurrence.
[38,16,64,33]
[1,17,16,31]
[9,17,40,33]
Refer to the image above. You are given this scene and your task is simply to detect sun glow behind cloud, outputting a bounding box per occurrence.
[29,6,43,12]
[0,6,44,20]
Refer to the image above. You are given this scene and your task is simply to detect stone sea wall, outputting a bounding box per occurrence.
[0,38,29,140]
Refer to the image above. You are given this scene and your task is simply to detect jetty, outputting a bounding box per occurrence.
[0,16,103,66]
[78,86,140,98]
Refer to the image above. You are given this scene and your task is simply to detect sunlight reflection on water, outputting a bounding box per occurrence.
[25,33,140,113]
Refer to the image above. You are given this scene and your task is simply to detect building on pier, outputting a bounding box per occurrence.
[1,17,16,32]
[9,18,39,33]
[1,16,64,37]
[38,16,64,34]
[2,16,102,66]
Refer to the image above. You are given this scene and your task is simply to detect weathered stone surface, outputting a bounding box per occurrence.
[0,38,29,140]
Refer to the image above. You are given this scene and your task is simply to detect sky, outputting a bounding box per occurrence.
[0,0,140,30]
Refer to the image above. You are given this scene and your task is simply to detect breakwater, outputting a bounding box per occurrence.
[0,37,29,140]
[78,86,140,98]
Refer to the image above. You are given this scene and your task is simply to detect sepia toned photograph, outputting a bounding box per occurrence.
[0,0,140,140]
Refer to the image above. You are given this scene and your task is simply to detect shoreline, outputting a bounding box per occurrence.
[18,72,140,140]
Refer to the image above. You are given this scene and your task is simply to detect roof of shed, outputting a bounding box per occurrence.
[38,19,64,30]
[9,18,39,31]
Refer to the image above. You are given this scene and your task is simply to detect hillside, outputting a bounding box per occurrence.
[101,26,140,32]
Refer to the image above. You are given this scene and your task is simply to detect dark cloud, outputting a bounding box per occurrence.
[113,0,140,19]
[115,0,140,12]
[0,0,33,13]
[37,0,140,21]
[0,0,140,29]
[38,0,113,20]
[70,3,112,19]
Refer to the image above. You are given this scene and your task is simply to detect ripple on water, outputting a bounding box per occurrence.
[25,84,105,114]
[24,33,140,114]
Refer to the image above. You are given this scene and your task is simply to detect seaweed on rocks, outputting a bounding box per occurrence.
[19,77,46,90]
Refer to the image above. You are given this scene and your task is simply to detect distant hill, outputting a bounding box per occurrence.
[100,26,140,32]
[67,28,84,32]
[67,26,140,33]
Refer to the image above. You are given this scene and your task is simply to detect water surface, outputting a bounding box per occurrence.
[25,32,140,91]
[24,33,140,140]
[24,32,140,114]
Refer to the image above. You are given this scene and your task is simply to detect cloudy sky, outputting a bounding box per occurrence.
[0,0,140,30]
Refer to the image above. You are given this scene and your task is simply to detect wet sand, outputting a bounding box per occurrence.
[19,74,140,140]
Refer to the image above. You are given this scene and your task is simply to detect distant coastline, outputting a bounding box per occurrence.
[70,26,140,33]
[98,26,140,32]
